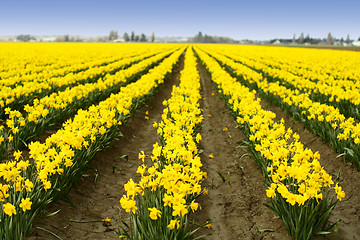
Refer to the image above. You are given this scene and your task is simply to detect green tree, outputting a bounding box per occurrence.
[193,31,204,43]
[326,32,333,45]
[123,32,130,42]
[16,34,34,42]
[298,32,304,44]
[109,30,118,41]
[140,33,147,42]
[346,34,351,44]
[131,31,135,41]
[151,32,155,42]
[64,34,70,42]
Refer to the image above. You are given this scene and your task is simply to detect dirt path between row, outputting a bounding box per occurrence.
[29,51,290,240]
[27,50,358,240]
[28,53,185,240]
[260,100,360,240]
[192,57,289,240]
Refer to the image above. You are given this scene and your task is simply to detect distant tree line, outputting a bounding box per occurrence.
[272,32,359,45]
[13,32,360,44]
[16,34,36,42]
[189,32,238,43]
[56,35,83,42]
[108,30,155,42]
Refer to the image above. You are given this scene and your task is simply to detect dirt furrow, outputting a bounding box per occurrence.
[192,58,289,240]
[28,53,185,240]
[25,50,358,240]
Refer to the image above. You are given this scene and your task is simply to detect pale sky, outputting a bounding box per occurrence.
[1,0,359,40]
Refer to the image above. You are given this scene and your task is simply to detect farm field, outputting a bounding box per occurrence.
[1,43,360,240]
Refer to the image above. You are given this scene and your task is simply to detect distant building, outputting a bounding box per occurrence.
[273,40,281,45]
[352,41,360,47]
[41,37,57,42]
[113,38,125,43]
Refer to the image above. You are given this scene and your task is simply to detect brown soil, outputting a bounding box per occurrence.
[28,54,184,240]
[192,58,289,240]
[27,51,360,240]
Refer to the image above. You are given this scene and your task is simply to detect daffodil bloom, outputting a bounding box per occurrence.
[43,181,51,191]
[19,198,32,212]
[190,200,199,212]
[3,202,16,216]
[334,183,346,201]
[13,150,22,161]
[168,219,180,230]
[138,151,146,162]
[124,178,138,197]
[172,203,188,217]
[120,196,137,214]
[195,133,202,143]
[205,221,212,229]
[148,207,161,220]
[266,186,276,198]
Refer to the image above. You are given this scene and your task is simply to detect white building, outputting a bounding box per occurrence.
[113,38,125,43]
[352,41,360,47]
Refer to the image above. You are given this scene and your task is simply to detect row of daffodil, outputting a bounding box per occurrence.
[0,44,175,118]
[202,48,360,170]
[118,47,207,239]
[0,42,112,80]
[201,44,360,83]
[195,46,344,240]
[0,43,170,86]
[0,50,125,88]
[216,49,360,121]
[0,48,178,160]
[0,47,185,240]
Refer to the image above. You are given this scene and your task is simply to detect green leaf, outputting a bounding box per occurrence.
[216,170,226,182]
[336,152,346,158]
[41,209,61,218]
[344,147,355,158]
[36,227,64,240]
[119,154,129,161]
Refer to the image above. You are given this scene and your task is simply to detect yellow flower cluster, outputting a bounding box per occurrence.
[0,43,176,115]
[1,47,178,156]
[0,46,184,223]
[120,47,205,233]
[0,44,135,88]
[200,44,360,83]
[201,45,360,168]
[28,47,184,193]
[200,44,360,114]
[195,46,345,206]
[0,151,34,217]
[226,49,360,109]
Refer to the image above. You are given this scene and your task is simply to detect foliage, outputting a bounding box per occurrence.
[196,46,344,240]
[118,47,208,239]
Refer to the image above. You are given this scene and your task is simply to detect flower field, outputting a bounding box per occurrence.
[0,43,360,240]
